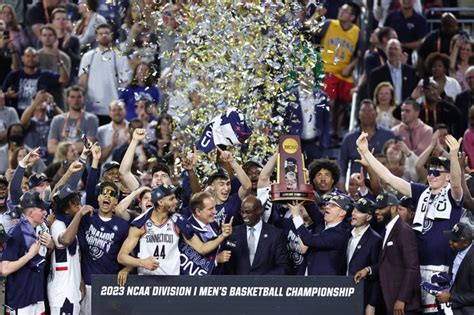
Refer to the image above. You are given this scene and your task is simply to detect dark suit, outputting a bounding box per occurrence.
[297,220,351,275]
[347,227,383,310]
[374,217,421,314]
[454,90,474,131]
[368,63,419,103]
[450,244,474,315]
[221,222,290,275]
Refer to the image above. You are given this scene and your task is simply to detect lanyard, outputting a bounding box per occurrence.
[61,111,84,139]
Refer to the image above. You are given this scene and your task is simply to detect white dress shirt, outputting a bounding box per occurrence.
[452,244,472,282]
[347,225,370,271]
[247,220,263,252]
[383,215,399,248]
[387,62,402,104]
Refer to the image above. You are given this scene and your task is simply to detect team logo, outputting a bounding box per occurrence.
[112,225,118,232]
[146,222,153,228]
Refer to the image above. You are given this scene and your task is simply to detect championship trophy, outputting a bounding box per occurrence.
[270,135,314,203]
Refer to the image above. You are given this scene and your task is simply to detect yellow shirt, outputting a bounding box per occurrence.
[321,20,360,83]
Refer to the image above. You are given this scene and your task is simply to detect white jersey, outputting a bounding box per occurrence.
[138,216,180,275]
[47,220,82,307]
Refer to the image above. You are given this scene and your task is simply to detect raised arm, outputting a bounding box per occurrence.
[257,152,277,189]
[51,161,83,196]
[217,148,252,199]
[184,218,233,255]
[58,205,93,247]
[114,187,151,221]
[356,132,411,197]
[445,135,463,201]
[11,148,41,203]
[181,148,202,194]
[458,152,474,211]
[20,91,51,128]
[119,129,144,191]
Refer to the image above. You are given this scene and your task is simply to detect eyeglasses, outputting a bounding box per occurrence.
[101,188,117,198]
[427,169,449,177]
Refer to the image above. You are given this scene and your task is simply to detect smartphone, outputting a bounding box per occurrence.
[3,30,9,39]
[81,134,90,149]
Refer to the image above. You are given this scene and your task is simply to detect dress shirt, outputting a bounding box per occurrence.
[247,220,263,252]
[387,62,402,104]
[383,215,399,248]
[452,244,472,282]
[192,215,216,238]
[347,225,370,269]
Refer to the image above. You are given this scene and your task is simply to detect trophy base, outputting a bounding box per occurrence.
[270,183,315,204]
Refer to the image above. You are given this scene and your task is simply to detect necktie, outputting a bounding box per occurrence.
[248,227,256,265]
[205,224,214,239]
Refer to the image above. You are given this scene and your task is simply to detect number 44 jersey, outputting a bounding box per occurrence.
[136,214,180,275]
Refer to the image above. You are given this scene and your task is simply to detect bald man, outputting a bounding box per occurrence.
[219,195,290,275]
[2,47,68,114]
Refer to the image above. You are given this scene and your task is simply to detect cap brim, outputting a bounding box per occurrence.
[443,230,459,241]
[353,203,373,213]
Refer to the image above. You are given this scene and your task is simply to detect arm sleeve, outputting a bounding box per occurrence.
[397,228,421,302]
[266,230,290,275]
[85,167,100,208]
[48,116,61,141]
[296,225,348,250]
[10,166,26,205]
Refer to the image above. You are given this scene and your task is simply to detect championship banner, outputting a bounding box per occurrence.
[92,275,363,314]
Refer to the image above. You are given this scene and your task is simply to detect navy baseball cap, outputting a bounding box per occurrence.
[28,173,51,189]
[374,192,399,208]
[54,184,80,202]
[20,191,47,210]
[151,184,177,204]
[443,222,473,241]
[427,156,450,171]
[353,197,376,214]
[102,161,120,173]
[328,195,353,212]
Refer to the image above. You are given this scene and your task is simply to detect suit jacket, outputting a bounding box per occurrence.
[374,217,421,314]
[347,227,382,308]
[297,220,351,275]
[221,222,290,275]
[454,90,473,131]
[450,244,474,315]
[368,63,419,102]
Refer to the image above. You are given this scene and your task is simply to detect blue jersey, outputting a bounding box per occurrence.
[277,218,309,275]
[179,216,218,276]
[78,211,129,285]
[3,224,46,309]
[215,193,242,228]
[411,183,462,266]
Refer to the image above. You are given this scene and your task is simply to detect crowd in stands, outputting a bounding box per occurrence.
[0,0,473,315]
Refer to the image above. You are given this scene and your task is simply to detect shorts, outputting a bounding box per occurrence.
[6,301,45,315]
[323,72,353,102]
[50,298,80,315]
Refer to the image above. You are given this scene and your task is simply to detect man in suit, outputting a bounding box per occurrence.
[356,193,421,315]
[291,194,351,275]
[436,222,474,315]
[221,195,290,275]
[368,39,419,104]
[454,66,474,131]
[348,198,383,315]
